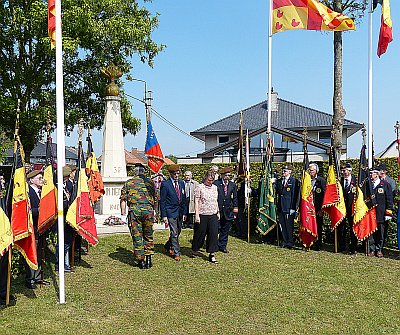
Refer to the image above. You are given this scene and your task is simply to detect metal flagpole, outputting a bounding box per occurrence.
[55,0,66,304]
[368,0,373,168]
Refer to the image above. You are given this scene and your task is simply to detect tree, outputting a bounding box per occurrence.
[321,0,368,156]
[0,0,164,160]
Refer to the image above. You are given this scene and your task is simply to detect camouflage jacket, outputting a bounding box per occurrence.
[120,174,156,212]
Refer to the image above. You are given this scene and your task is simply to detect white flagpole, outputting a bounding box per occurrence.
[55,0,66,304]
[368,0,373,168]
[267,0,273,133]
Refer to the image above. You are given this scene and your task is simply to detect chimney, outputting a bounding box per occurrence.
[270,90,278,112]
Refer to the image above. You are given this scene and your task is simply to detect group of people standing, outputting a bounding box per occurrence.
[120,164,239,268]
[274,162,396,256]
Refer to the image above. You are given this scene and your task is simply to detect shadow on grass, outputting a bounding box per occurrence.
[108,247,136,266]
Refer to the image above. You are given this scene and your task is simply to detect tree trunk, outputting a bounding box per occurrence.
[332,0,346,160]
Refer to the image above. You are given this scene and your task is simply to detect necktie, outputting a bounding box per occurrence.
[224,182,228,196]
[344,179,349,189]
[174,181,180,201]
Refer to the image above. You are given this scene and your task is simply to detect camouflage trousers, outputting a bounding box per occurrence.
[127,211,154,260]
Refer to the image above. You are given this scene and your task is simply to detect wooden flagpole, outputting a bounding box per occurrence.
[5,250,11,306]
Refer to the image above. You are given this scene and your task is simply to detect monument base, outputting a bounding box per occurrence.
[100,178,129,215]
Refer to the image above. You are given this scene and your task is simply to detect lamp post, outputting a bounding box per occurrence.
[131,78,152,122]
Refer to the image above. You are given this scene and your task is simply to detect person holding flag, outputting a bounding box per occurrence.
[308,163,326,250]
[369,166,393,257]
[276,165,300,249]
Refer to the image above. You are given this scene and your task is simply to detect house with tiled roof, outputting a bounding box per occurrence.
[183,91,363,164]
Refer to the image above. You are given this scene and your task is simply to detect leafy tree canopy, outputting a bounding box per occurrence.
[0,0,164,160]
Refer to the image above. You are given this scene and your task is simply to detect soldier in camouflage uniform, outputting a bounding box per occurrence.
[120,165,156,269]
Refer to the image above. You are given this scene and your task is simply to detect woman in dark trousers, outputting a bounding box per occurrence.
[192,170,220,264]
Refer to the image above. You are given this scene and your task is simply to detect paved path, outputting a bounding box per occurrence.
[95,214,167,236]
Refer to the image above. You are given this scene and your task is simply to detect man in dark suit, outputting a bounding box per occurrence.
[308,163,326,251]
[25,170,50,289]
[369,166,393,257]
[160,164,187,261]
[215,167,238,253]
[338,163,357,253]
[275,165,300,249]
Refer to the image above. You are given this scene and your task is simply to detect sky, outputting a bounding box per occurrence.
[68,0,400,159]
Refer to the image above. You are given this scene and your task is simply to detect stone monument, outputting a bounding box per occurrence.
[99,65,128,215]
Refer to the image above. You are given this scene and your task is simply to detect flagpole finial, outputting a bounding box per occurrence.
[362,124,367,145]
[78,118,84,142]
[395,121,400,138]
[15,99,21,137]
[46,110,52,137]
[302,127,308,148]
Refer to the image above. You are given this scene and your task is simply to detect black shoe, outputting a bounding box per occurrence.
[145,255,152,269]
[138,260,146,269]
[219,249,229,254]
[25,283,37,290]
[35,279,51,286]
[0,294,16,306]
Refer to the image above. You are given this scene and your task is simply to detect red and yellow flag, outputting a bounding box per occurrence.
[48,0,56,48]
[38,138,57,234]
[67,143,98,246]
[10,139,38,270]
[299,151,317,247]
[272,0,355,34]
[374,0,393,57]
[353,145,377,240]
[86,135,104,204]
[322,149,346,230]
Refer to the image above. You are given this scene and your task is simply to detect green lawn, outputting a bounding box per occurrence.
[1,230,399,335]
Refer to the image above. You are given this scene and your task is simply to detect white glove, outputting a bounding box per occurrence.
[289,209,296,215]
[384,216,392,221]
[120,214,128,223]
[271,178,276,184]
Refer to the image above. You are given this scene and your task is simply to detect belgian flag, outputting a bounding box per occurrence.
[322,148,346,230]
[353,144,377,240]
[66,142,98,246]
[0,195,12,256]
[38,136,57,234]
[85,134,104,204]
[7,137,38,270]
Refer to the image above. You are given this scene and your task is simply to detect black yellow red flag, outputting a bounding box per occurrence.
[322,148,346,230]
[66,143,98,246]
[353,145,377,240]
[7,138,38,269]
[38,137,57,234]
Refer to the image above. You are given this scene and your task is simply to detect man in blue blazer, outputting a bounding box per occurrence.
[275,165,300,249]
[215,167,238,253]
[160,164,187,261]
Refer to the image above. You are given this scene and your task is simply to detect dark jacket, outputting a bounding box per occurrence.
[276,175,300,213]
[214,179,238,220]
[372,179,393,223]
[28,185,40,236]
[341,175,356,217]
[312,176,327,212]
[160,179,187,219]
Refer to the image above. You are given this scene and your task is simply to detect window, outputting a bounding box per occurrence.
[319,131,331,144]
[218,136,229,144]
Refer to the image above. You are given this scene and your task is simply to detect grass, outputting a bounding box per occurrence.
[1,230,399,335]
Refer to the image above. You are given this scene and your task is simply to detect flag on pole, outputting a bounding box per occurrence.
[322,148,346,230]
[257,138,277,235]
[38,136,57,234]
[86,134,104,203]
[298,145,317,247]
[373,0,393,57]
[145,121,164,174]
[236,112,246,185]
[8,138,38,270]
[245,129,250,206]
[66,144,98,246]
[0,195,12,256]
[272,0,356,34]
[353,144,377,240]
[48,0,56,48]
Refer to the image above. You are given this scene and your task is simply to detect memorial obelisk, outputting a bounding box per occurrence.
[100,65,128,215]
